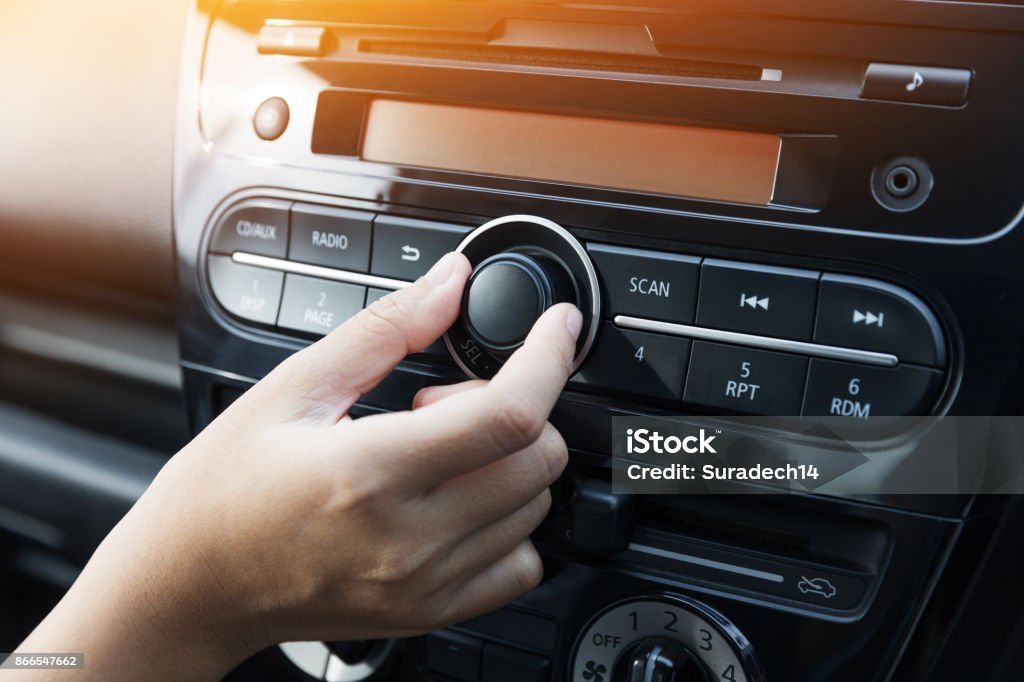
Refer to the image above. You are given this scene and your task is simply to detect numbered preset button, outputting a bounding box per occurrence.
[588,243,701,324]
[208,255,284,325]
[289,203,372,271]
[801,359,943,422]
[571,323,692,400]
[277,274,365,335]
[683,342,808,415]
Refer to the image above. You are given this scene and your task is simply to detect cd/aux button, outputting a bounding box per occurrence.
[210,199,290,258]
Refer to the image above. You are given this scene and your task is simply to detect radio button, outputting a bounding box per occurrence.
[696,259,819,340]
[371,216,470,280]
[211,199,290,258]
[588,244,700,324]
[571,323,691,401]
[813,274,945,366]
[683,341,808,415]
[802,359,943,421]
[277,274,365,335]
[208,255,284,325]
[289,204,372,272]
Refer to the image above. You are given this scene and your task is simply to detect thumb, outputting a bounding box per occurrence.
[270,251,471,420]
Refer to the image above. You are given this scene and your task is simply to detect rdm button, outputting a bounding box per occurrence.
[802,359,943,421]
[588,244,700,324]
[684,342,808,414]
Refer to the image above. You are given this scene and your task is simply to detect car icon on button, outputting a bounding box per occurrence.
[798,575,838,599]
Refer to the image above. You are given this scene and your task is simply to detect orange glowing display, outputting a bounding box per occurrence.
[361,100,781,205]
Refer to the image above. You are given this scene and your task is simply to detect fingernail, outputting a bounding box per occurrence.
[424,252,457,286]
[565,307,583,339]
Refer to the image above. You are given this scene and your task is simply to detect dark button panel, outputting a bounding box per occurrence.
[208,255,284,325]
[205,198,951,420]
[814,274,945,366]
[861,63,971,107]
[481,644,551,682]
[571,323,691,401]
[802,359,944,423]
[277,274,365,336]
[696,259,819,340]
[424,631,482,682]
[210,199,290,258]
[684,342,808,415]
[588,243,700,324]
[289,203,372,272]
[371,215,470,280]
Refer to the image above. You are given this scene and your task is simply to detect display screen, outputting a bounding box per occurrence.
[361,99,781,205]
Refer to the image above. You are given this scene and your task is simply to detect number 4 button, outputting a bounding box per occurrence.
[571,323,692,401]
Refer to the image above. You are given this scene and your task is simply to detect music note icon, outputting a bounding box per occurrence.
[905,71,924,92]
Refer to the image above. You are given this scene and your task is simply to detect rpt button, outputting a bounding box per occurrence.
[587,244,700,324]
[210,199,290,258]
[684,341,808,415]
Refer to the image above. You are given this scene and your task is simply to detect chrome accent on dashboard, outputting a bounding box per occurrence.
[231,252,411,291]
[613,315,900,368]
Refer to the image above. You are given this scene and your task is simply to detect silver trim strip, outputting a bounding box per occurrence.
[613,315,900,367]
[231,252,411,291]
[628,543,785,583]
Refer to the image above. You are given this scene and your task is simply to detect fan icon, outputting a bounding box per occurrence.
[583,660,608,682]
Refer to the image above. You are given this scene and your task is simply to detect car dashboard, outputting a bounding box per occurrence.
[2,1,1024,681]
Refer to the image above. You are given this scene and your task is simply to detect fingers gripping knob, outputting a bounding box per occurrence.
[444,215,601,379]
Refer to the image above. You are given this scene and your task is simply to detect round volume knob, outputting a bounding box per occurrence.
[444,215,601,380]
[464,252,576,353]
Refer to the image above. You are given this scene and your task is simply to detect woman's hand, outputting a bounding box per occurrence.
[14,252,582,680]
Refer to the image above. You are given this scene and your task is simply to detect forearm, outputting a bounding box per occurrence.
[9,483,263,681]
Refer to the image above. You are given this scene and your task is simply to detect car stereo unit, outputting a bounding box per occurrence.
[173,2,1024,681]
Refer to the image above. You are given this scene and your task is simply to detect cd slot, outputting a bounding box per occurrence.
[358,40,767,81]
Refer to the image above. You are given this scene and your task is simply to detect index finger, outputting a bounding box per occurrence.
[346,303,582,491]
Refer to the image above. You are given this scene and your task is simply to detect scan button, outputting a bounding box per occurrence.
[587,243,700,324]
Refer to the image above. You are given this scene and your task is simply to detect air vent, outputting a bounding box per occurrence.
[359,40,766,81]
